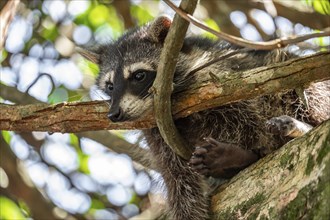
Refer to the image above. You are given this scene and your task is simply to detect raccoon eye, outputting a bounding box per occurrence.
[105,82,113,93]
[133,71,146,82]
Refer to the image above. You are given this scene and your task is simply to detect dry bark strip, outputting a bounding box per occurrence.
[0,52,329,133]
[211,119,330,219]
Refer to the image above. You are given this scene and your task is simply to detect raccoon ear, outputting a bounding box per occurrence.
[76,47,100,64]
[148,16,172,43]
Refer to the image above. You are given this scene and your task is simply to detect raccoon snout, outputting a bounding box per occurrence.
[108,107,124,122]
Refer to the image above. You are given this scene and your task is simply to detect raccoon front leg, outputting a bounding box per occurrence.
[266,115,313,138]
[189,138,258,178]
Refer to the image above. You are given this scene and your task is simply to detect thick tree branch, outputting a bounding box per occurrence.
[211,119,330,219]
[153,0,198,160]
[0,52,329,133]
[0,84,151,168]
[0,83,41,104]
[112,0,135,29]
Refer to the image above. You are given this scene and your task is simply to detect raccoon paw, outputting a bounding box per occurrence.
[188,138,258,179]
[266,115,297,136]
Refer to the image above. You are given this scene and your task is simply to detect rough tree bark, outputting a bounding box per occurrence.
[1,53,329,219]
[211,119,330,220]
[1,1,329,219]
[1,51,329,133]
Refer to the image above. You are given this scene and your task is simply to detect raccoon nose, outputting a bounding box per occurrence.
[108,108,124,122]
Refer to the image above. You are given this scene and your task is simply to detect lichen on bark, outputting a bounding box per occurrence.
[212,120,330,219]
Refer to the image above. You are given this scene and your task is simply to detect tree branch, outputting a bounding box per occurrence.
[0,0,20,49]
[0,84,152,168]
[0,52,329,133]
[0,83,41,104]
[112,0,135,29]
[211,119,330,219]
[153,0,198,160]
[201,0,330,31]
[0,136,58,219]
[164,0,330,50]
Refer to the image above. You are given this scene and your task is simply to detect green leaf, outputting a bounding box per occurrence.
[90,198,105,210]
[78,58,100,78]
[202,19,220,39]
[313,0,330,14]
[130,5,154,25]
[40,18,59,42]
[48,87,68,103]
[0,197,26,220]
[0,50,8,64]
[70,133,80,150]
[302,0,330,15]
[88,5,110,28]
[1,131,12,144]
[79,153,90,174]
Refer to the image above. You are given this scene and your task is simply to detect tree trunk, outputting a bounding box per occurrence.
[211,119,330,219]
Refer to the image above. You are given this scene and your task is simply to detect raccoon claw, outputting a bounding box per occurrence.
[192,146,208,156]
[266,115,313,137]
[266,115,297,136]
[189,138,258,179]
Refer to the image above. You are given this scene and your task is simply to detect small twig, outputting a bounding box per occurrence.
[25,73,56,93]
[164,0,330,50]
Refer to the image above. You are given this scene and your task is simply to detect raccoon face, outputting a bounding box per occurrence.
[79,16,172,122]
[101,61,158,122]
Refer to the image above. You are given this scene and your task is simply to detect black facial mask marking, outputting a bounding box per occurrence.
[128,70,156,98]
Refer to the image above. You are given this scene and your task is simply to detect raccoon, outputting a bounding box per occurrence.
[79,16,330,220]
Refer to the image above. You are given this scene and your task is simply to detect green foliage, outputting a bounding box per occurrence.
[75,3,124,38]
[78,153,91,174]
[130,5,154,25]
[70,133,80,149]
[78,59,100,78]
[303,0,330,14]
[1,131,12,145]
[1,0,328,219]
[0,197,26,220]
[90,198,105,210]
[40,20,59,42]
[0,50,8,64]
[202,18,220,39]
[48,87,69,103]
[69,134,91,174]
[89,5,111,28]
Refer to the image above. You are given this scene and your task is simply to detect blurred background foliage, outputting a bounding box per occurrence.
[0,0,329,219]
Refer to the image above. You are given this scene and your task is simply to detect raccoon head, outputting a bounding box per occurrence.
[79,16,172,122]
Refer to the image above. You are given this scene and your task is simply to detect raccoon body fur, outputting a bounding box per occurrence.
[80,16,330,220]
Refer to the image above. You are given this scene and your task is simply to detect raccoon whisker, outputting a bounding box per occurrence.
[142,93,151,100]
[137,80,155,99]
